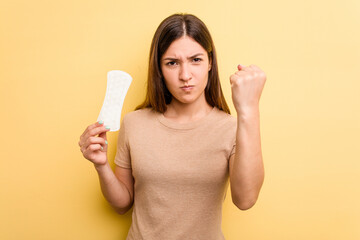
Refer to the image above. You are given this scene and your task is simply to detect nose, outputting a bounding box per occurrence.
[179,63,192,81]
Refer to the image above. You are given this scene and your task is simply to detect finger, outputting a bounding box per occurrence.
[249,65,263,74]
[84,121,104,134]
[80,125,109,154]
[85,136,107,148]
[98,130,107,140]
[98,131,108,151]
[85,143,103,153]
[234,70,248,78]
[242,65,254,73]
[237,64,246,71]
[230,73,243,86]
[236,65,255,75]
[250,65,265,77]
[80,121,105,142]
[249,64,260,70]
[80,137,97,154]
[84,125,110,140]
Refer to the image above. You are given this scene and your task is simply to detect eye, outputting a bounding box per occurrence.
[166,61,178,66]
[193,58,202,63]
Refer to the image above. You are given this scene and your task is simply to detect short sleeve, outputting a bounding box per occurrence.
[114,116,131,168]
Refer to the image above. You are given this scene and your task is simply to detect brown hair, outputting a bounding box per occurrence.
[136,13,230,114]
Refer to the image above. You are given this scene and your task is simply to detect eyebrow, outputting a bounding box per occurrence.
[163,53,205,61]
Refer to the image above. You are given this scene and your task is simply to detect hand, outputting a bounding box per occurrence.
[79,121,110,166]
[230,64,266,114]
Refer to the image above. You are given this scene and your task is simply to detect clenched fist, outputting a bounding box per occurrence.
[230,64,266,114]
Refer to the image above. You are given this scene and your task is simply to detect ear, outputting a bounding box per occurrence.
[208,57,212,71]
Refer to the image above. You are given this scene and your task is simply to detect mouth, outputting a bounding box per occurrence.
[180,85,194,90]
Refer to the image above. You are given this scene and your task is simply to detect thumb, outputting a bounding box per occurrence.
[99,131,108,152]
[237,64,245,71]
[99,130,107,140]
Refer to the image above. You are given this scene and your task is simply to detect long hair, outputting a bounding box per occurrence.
[136,13,230,114]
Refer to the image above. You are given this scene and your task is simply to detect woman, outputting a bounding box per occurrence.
[79,13,266,240]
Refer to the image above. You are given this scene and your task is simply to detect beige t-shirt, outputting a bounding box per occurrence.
[114,107,237,240]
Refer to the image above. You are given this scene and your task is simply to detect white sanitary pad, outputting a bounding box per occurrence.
[97,70,132,132]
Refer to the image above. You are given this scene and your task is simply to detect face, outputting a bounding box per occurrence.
[160,36,211,106]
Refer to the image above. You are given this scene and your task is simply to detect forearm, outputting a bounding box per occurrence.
[230,108,264,209]
[94,163,133,214]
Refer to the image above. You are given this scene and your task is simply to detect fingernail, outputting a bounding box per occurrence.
[105,126,110,130]
[98,120,103,125]
[105,140,108,145]
[101,146,104,150]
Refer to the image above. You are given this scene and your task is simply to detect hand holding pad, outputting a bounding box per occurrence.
[97,70,132,131]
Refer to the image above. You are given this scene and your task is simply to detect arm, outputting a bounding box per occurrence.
[229,108,264,210]
[229,64,266,210]
[95,164,134,215]
[79,121,134,215]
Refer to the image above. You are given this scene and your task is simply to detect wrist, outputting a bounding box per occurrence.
[94,162,110,172]
[236,105,260,118]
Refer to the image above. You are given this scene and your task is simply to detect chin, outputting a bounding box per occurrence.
[176,96,200,105]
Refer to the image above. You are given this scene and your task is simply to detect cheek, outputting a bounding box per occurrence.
[162,71,173,83]
[196,66,209,82]
[160,68,171,82]
[161,71,177,92]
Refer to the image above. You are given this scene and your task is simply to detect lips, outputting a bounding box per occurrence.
[180,85,194,90]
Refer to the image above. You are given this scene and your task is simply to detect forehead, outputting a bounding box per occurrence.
[162,36,207,58]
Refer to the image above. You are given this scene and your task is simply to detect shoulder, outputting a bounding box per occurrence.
[209,108,237,139]
[122,107,158,127]
[212,107,237,127]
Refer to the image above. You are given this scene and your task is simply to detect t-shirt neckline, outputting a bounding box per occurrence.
[157,106,217,130]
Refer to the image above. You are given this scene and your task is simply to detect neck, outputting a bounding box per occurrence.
[164,98,213,123]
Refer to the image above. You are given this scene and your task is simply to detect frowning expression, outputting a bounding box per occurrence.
[161,36,211,106]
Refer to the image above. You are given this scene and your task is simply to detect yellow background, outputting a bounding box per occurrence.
[1,0,359,239]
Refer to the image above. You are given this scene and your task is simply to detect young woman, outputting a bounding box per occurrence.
[79,13,266,240]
